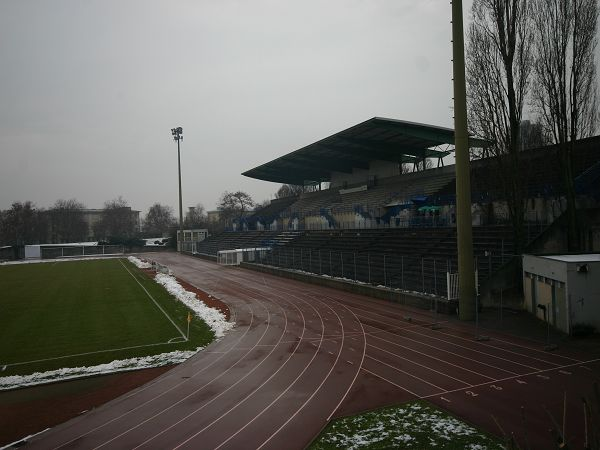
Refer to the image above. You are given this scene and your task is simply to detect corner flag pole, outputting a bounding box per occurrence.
[187,311,192,341]
[452,0,476,321]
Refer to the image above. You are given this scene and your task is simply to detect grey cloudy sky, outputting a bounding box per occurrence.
[0,0,473,215]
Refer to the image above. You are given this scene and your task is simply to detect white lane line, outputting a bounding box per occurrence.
[361,368,421,398]
[123,286,287,449]
[324,295,367,422]
[253,295,348,450]
[313,286,584,364]
[3,427,51,449]
[442,326,584,363]
[145,290,311,450]
[365,323,518,376]
[205,291,336,450]
[54,270,260,449]
[367,342,473,386]
[119,259,187,340]
[364,318,539,372]
[95,298,274,449]
[421,358,600,400]
[417,326,567,367]
[368,332,497,381]
[366,355,446,392]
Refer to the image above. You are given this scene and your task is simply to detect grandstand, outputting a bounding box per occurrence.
[190,117,600,304]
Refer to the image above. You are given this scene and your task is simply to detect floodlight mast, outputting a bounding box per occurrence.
[172,127,184,252]
[451,0,476,320]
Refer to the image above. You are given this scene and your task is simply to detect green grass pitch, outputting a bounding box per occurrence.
[0,258,215,376]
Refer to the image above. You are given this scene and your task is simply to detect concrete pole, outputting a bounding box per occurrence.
[177,137,184,253]
[452,0,476,320]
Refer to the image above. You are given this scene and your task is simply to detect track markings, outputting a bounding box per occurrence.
[422,358,599,400]
[39,256,599,450]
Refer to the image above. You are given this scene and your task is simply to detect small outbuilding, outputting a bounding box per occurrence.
[522,254,600,335]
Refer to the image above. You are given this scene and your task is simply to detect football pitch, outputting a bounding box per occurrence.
[0,258,214,377]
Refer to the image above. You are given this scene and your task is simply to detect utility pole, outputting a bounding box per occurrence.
[451,0,476,320]
[171,127,184,252]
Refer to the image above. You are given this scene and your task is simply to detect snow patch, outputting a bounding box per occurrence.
[154,273,234,338]
[0,258,234,390]
[0,349,199,390]
[128,255,152,269]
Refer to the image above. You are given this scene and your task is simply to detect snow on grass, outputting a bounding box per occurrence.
[0,258,234,390]
[310,401,504,450]
[0,349,200,390]
[128,255,152,269]
[154,273,234,338]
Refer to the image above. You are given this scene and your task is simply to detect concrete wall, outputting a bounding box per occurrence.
[330,160,400,188]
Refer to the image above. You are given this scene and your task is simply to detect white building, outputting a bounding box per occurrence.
[523,254,600,335]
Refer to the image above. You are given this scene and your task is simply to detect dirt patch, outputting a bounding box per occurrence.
[140,267,230,321]
[0,366,172,447]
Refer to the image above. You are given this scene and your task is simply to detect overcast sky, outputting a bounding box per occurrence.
[0,0,475,215]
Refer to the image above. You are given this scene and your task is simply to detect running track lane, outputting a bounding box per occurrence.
[27,254,599,450]
[26,255,365,450]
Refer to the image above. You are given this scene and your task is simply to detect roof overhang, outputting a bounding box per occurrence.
[242,117,491,185]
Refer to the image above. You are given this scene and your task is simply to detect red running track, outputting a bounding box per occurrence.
[27,253,600,449]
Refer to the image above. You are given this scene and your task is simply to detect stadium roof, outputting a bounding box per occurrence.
[242,117,491,185]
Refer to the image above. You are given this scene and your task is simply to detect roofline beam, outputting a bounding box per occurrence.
[337,137,451,159]
[290,155,369,172]
[365,118,491,148]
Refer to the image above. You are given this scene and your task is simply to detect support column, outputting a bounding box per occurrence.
[452,0,475,320]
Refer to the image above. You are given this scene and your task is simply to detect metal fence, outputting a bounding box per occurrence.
[248,246,502,300]
[40,245,124,259]
[252,247,451,298]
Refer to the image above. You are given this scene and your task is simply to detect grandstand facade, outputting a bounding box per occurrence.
[187,117,600,309]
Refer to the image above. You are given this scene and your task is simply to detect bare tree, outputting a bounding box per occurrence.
[466,0,534,253]
[0,201,47,246]
[143,203,175,236]
[532,0,599,250]
[94,196,136,242]
[218,191,255,227]
[184,203,207,228]
[48,199,87,243]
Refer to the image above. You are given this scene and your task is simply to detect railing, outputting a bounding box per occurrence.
[40,245,124,259]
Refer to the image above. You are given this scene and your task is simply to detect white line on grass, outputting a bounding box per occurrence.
[2,340,183,368]
[119,259,187,341]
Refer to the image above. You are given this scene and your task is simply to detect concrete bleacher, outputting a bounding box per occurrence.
[247,165,457,226]
[198,136,600,298]
[287,189,342,216]
[193,230,301,256]
[248,225,515,299]
[432,136,600,204]
[247,196,298,228]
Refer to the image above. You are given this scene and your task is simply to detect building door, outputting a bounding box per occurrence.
[554,284,568,333]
